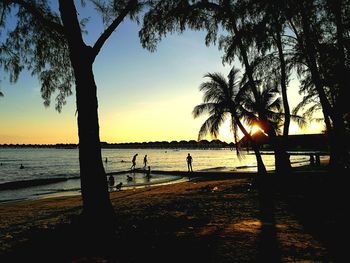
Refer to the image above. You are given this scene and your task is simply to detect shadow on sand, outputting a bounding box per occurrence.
[255,177,281,263]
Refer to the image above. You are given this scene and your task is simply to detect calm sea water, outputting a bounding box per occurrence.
[0,148,311,202]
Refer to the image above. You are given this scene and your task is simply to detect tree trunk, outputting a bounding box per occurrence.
[329,0,350,170]
[230,17,289,175]
[274,28,292,174]
[298,4,349,170]
[233,115,267,176]
[75,57,115,224]
[275,30,290,140]
[272,136,291,175]
[58,0,115,228]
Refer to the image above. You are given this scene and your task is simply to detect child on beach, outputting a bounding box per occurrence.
[108,175,115,191]
[130,153,138,170]
[143,155,148,169]
[115,182,123,191]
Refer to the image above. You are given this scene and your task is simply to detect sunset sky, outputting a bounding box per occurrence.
[0,5,323,145]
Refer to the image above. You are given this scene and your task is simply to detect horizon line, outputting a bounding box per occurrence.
[0,133,326,146]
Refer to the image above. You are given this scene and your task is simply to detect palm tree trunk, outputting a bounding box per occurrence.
[229,15,289,175]
[233,115,267,175]
[58,0,115,227]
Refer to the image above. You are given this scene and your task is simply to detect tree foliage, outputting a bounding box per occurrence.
[0,0,73,111]
[141,0,350,169]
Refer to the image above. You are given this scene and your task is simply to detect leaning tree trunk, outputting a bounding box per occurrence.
[233,115,267,176]
[231,19,289,175]
[59,0,115,227]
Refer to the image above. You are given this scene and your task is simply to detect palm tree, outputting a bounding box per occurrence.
[193,68,267,175]
[237,78,305,174]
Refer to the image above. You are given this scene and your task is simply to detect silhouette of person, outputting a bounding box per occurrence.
[127,175,133,182]
[20,164,24,169]
[144,166,151,182]
[130,153,138,170]
[105,157,108,163]
[186,153,193,172]
[108,175,115,189]
[115,182,123,191]
[309,154,315,166]
[145,166,151,178]
[315,154,320,166]
[143,155,148,169]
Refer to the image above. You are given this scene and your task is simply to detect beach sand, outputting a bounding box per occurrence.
[0,164,348,262]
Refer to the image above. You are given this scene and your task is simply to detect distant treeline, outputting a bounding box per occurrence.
[0,140,234,149]
[0,134,331,150]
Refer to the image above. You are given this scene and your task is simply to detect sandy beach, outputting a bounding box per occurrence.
[0,160,347,262]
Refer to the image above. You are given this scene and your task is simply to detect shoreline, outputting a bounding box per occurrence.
[0,155,328,203]
[0,170,255,204]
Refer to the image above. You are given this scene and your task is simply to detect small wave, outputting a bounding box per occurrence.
[236,165,256,169]
[198,166,227,172]
[0,178,69,190]
[0,197,26,203]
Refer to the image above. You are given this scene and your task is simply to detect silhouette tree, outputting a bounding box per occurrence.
[141,0,294,175]
[193,68,267,175]
[286,0,350,169]
[237,78,305,172]
[141,0,350,172]
[242,0,293,171]
[0,0,145,228]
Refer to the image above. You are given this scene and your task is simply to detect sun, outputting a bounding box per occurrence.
[250,124,263,135]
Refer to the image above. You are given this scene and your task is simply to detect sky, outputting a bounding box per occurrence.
[0,3,323,145]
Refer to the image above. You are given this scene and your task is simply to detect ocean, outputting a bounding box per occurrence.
[0,148,312,202]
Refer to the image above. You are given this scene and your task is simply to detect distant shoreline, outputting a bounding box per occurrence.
[0,133,330,151]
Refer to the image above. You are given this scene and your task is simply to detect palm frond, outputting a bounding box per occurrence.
[228,67,240,96]
[268,97,282,112]
[197,113,226,140]
[192,103,216,118]
[230,116,244,160]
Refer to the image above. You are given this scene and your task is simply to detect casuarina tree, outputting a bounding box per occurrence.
[0,0,146,229]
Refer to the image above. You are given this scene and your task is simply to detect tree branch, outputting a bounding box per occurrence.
[92,0,137,60]
[8,0,64,35]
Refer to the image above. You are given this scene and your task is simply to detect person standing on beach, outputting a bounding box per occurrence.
[143,155,148,169]
[130,153,138,170]
[108,175,115,190]
[309,154,315,166]
[186,153,193,172]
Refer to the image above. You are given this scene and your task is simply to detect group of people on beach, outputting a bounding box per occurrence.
[130,152,193,172]
[107,152,194,191]
[130,153,149,170]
